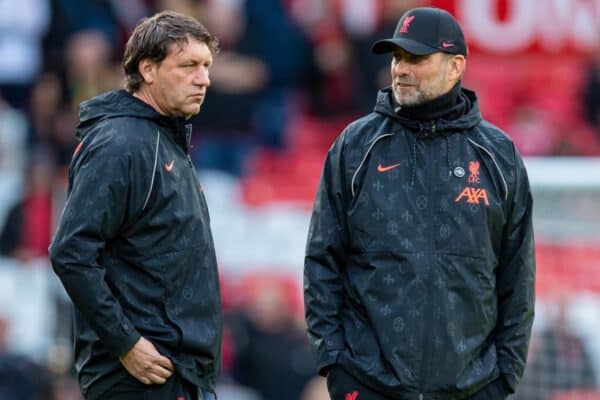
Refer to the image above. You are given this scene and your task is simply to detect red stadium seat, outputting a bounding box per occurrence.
[549,390,600,400]
[535,244,600,298]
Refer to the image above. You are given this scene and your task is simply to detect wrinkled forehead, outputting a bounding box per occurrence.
[166,37,213,60]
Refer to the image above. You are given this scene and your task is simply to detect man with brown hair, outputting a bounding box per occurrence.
[50,11,221,400]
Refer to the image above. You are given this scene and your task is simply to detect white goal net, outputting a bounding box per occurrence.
[512,158,600,400]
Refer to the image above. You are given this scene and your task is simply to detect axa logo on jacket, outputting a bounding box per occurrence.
[455,160,489,206]
[455,187,490,206]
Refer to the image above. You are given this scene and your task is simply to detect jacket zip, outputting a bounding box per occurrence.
[418,141,435,400]
[467,137,508,201]
[142,130,161,211]
[183,124,195,169]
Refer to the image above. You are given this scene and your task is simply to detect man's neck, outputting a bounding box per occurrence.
[395,83,462,121]
[133,87,167,116]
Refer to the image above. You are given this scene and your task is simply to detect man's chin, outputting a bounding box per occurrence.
[394,93,421,107]
[184,104,202,119]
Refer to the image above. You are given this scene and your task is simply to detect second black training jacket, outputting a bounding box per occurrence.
[49,90,222,399]
[304,87,535,400]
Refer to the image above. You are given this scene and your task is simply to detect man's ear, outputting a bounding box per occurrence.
[447,55,466,82]
[138,59,157,85]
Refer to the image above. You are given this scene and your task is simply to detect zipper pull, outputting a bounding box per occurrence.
[185,124,193,151]
[419,394,424,400]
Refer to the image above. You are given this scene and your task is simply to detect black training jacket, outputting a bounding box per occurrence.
[49,90,222,399]
[304,87,535,399]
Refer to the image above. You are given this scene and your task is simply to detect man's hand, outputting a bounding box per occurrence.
[119,337,174,385]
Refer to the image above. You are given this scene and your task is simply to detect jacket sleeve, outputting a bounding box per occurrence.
[495,147,536,393]
[49,128,141,357]
[304,137,348,376]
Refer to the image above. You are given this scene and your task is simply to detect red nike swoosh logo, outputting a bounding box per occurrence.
[441,41,454,48]
[377,163,401,172]
[165,160,174,172]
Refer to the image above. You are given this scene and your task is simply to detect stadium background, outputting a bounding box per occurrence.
[0,0,598,398]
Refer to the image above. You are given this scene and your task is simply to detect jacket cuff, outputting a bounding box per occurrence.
[471,376,512,400]
[498,358,518,393]
[496,376,513,396]
[104,320,142,357]
[315,334,345,376]
[317,352,338,377]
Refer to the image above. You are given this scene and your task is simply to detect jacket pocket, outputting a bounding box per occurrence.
[343,253,423,388]
[160,244,221,370]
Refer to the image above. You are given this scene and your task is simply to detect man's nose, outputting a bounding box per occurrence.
[194,68,210,87]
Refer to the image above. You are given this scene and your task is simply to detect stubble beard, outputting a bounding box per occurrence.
[393,67,448,107]
[393,86,427,106]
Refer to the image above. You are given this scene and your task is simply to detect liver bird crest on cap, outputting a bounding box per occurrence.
[399,15,416,33]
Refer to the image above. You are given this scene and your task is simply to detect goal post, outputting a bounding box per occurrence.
[513,157,600,399]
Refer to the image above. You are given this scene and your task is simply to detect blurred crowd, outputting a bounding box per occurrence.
[0,0,599,399]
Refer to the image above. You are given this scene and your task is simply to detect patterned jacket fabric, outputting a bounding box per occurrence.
[50,90,222,399]
[304,87,535,399]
